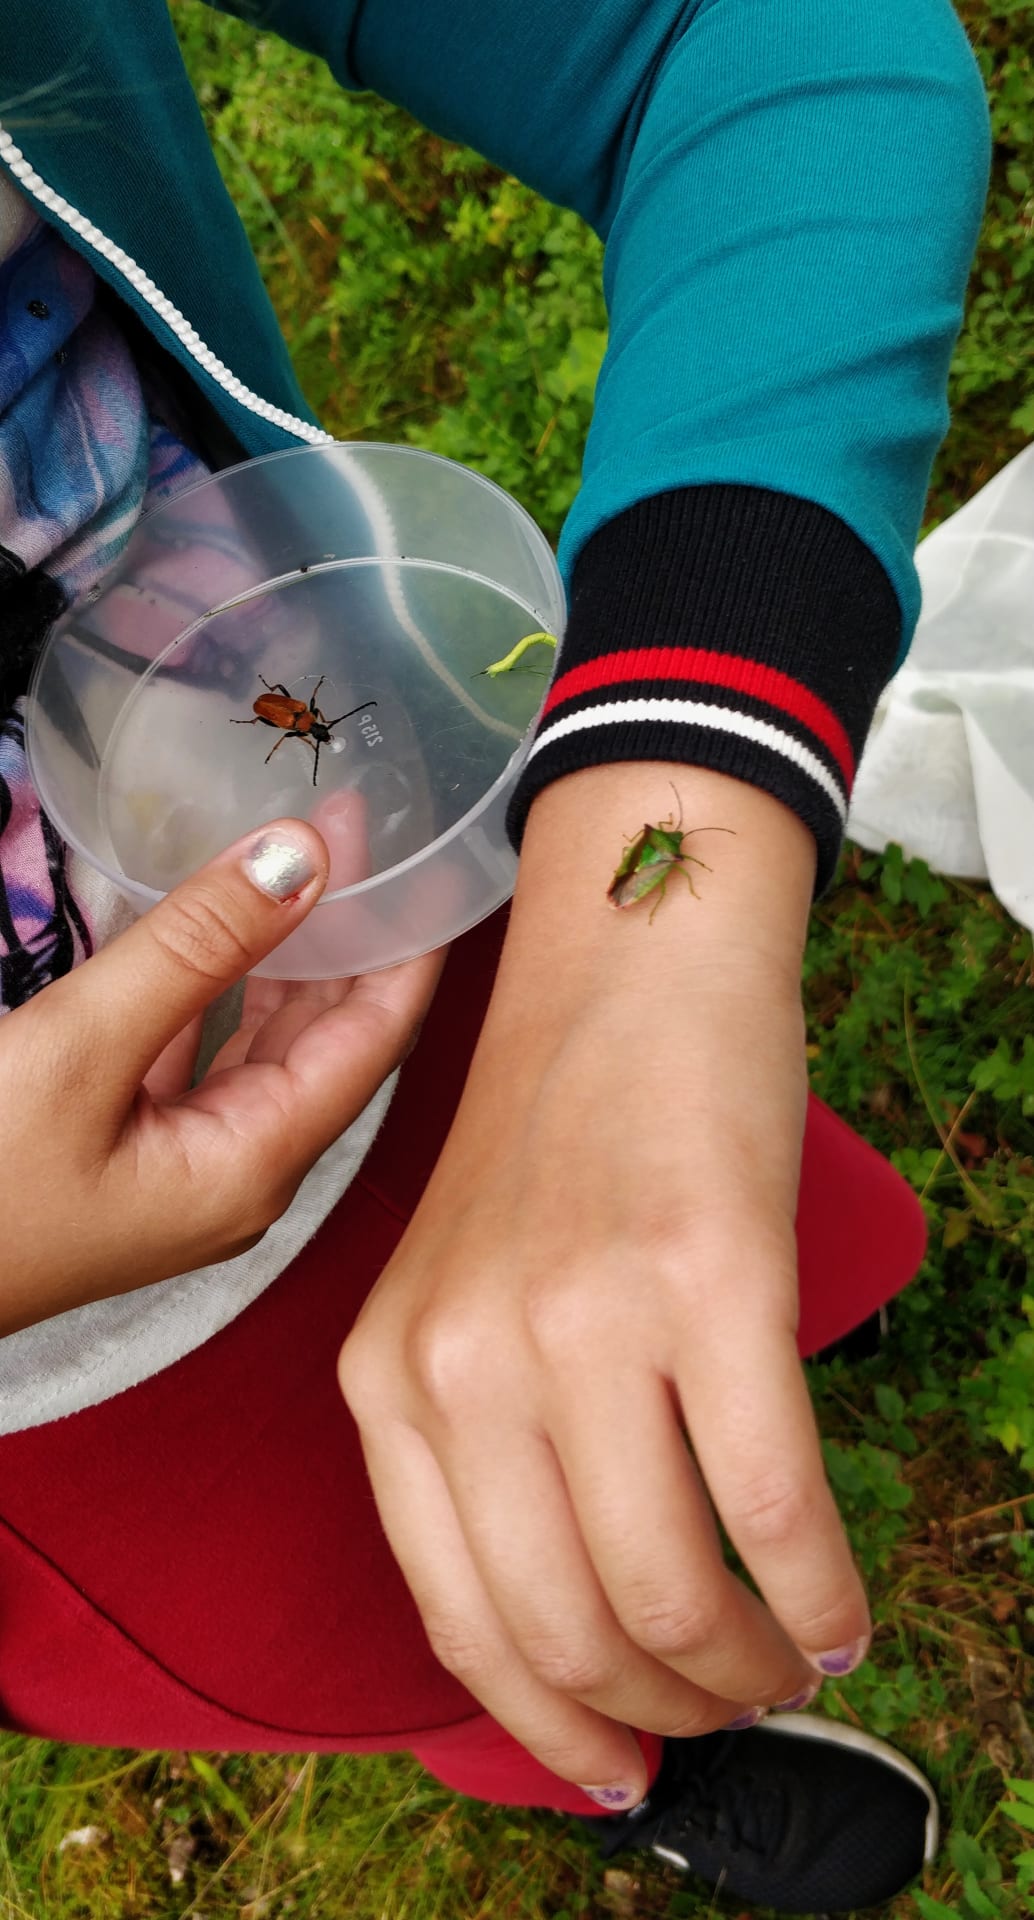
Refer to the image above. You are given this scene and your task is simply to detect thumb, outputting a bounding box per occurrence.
[60,822,329,1112]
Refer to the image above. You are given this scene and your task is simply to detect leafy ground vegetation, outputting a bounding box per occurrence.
[2,1,1034,1915]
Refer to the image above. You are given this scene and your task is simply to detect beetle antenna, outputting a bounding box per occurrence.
[326,700,376,728]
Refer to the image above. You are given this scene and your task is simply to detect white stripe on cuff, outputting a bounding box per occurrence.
[526,698,848,822]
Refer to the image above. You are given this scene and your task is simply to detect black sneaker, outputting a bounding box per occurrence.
[570,1712,938,1915]
[814,1305,889,1365]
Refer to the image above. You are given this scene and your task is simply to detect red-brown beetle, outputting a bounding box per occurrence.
[231,675,375,787]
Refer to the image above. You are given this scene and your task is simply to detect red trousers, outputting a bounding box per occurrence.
[0,912,926,1814]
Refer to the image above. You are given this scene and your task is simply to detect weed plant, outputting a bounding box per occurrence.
[1,2,1033,1915]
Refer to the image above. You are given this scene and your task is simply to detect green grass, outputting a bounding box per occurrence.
[3,2,1034,1914]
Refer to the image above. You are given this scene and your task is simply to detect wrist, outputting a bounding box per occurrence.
[502,763,815,998]
[506,489,900,895]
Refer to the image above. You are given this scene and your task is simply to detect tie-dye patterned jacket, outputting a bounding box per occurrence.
[0,177,209,1007]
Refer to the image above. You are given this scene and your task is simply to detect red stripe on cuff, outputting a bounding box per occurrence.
[543,647,855,786]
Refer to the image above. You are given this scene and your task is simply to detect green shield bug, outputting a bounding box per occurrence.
[608,785,735,921]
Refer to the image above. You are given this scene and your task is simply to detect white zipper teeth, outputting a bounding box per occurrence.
[0,121,535,740]
[0,122,334,447]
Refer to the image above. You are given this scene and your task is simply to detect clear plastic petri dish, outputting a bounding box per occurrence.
[26,443,565,978]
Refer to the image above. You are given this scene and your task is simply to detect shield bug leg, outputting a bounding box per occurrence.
[646,874,669,924]
[681,852,714,891]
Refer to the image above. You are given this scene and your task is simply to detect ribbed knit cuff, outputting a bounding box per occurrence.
[506,487,902,894]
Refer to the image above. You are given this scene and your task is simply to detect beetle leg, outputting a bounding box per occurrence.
[258,676,295,698]
[263,730,294,766]
[230,715,265,726]
[308,676,326,712]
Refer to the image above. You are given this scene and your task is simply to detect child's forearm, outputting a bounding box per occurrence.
[500,762,817,1014]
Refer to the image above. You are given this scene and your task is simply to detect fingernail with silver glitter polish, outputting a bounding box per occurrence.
[244,831,317,900]
[578,1783,646,1810]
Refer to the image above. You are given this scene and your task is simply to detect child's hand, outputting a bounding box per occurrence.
[338,766,869,1803]
[0,820,443,1335]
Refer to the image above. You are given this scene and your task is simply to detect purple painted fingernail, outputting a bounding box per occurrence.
[813,1636,869,1677]
[723,1708,765,1731]
[773,1682,821,1713]
[578,1784,646,1810]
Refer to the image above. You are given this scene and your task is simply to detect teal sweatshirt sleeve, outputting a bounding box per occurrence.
[214,0,989,882]
[233,0,987,638]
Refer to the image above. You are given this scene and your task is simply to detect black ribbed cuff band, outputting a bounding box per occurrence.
[506,486,902,894]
